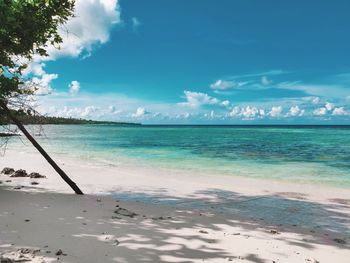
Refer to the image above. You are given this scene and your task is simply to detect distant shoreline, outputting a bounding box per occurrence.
[0,113,141,126]
[142,124,350,128]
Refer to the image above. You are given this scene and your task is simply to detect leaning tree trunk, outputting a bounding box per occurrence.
[0,100,84,195]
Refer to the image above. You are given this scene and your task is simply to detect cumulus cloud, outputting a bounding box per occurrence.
[228,106,240,117]
[311,97,320,104]
[23,61,46,77]
[179,91,220,108]
[29,73,58,95]
[268,106,283,118]
[132,107,149,118]
[204,110,216,119]
[228,106,264,120]
[22,0,121,93]
[241,106,260,119]
[288,105,304,117]
[313,102,334,116]
[42,105,100,119]
[108,105,122,114]
[221,100,230,107]
[47,0,121,59]
[325,102,334,111]
[313,107,327,116]
[69,80,80,95]
[332,107,348,116]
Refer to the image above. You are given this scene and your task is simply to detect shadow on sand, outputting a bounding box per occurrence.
[0,187,349,262]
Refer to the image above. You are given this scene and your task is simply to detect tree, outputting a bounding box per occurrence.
[0,0,83,195]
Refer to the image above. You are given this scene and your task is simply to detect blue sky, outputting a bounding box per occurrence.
[29,0,350,123]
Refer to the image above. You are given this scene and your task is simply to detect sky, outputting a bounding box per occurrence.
[26,0,350,124]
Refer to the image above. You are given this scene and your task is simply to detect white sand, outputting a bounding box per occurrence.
[1,149,350,262]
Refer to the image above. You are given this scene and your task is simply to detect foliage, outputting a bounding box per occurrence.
[0,109,141,126]
[0,0,75,101]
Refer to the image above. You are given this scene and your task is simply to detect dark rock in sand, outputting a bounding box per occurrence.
[55,249,63,256]
[269,230,280,234]
[29,172,46,179]
[19,248,40,258]
[10,169,28,178]
[0,257,13,263]
[1,168,15,175]
[114,208,138,218]
[31,182,39,185]
[333,238,346,245]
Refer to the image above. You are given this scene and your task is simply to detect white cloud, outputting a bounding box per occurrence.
[261,76,272,86]
[288,105,304,117]
[313,107,327,116]
[179,91,220,108]
[210,79,237,90]
[268,106,283,118]
[21,0,121,96]
[228,106,264,120]
[47,0,121,59]
[30,73,58,95]
[325,102,334,111]
[108,105,122,114]
[81,106,99,117]
[332,107,348,116]
[311,97,320,104]
[221,100,230,107]
[131,17,141,31]
[241,106,259,119]
[23,61,46,77]
[228,106,240,117]
[42,105,100,119]
[132,107,149,118]
[204,110,216,118]
[69,80,80,95]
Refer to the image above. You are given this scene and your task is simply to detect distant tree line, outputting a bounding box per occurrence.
[0,109,140,126]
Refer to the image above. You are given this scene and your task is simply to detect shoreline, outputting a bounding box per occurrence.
[1,149,350,262]
[1,148,350,200]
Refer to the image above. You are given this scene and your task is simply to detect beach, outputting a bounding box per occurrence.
[2,0,350,261]
[1,148,349,262]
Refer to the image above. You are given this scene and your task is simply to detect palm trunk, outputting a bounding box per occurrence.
[0,100,84,195]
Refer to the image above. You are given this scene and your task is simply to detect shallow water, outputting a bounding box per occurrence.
[4,125,350,187]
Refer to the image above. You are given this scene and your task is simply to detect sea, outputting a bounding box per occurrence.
[3,125,350,188]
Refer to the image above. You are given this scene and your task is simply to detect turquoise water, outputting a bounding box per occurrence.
[5,125,350,187]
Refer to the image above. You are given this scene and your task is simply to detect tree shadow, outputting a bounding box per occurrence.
[106,188,350,249]
[0,187,349,263]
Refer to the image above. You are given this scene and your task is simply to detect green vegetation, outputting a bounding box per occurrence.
[0,0,88,194]
[0,0,75,101]
[0,109,140,126]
